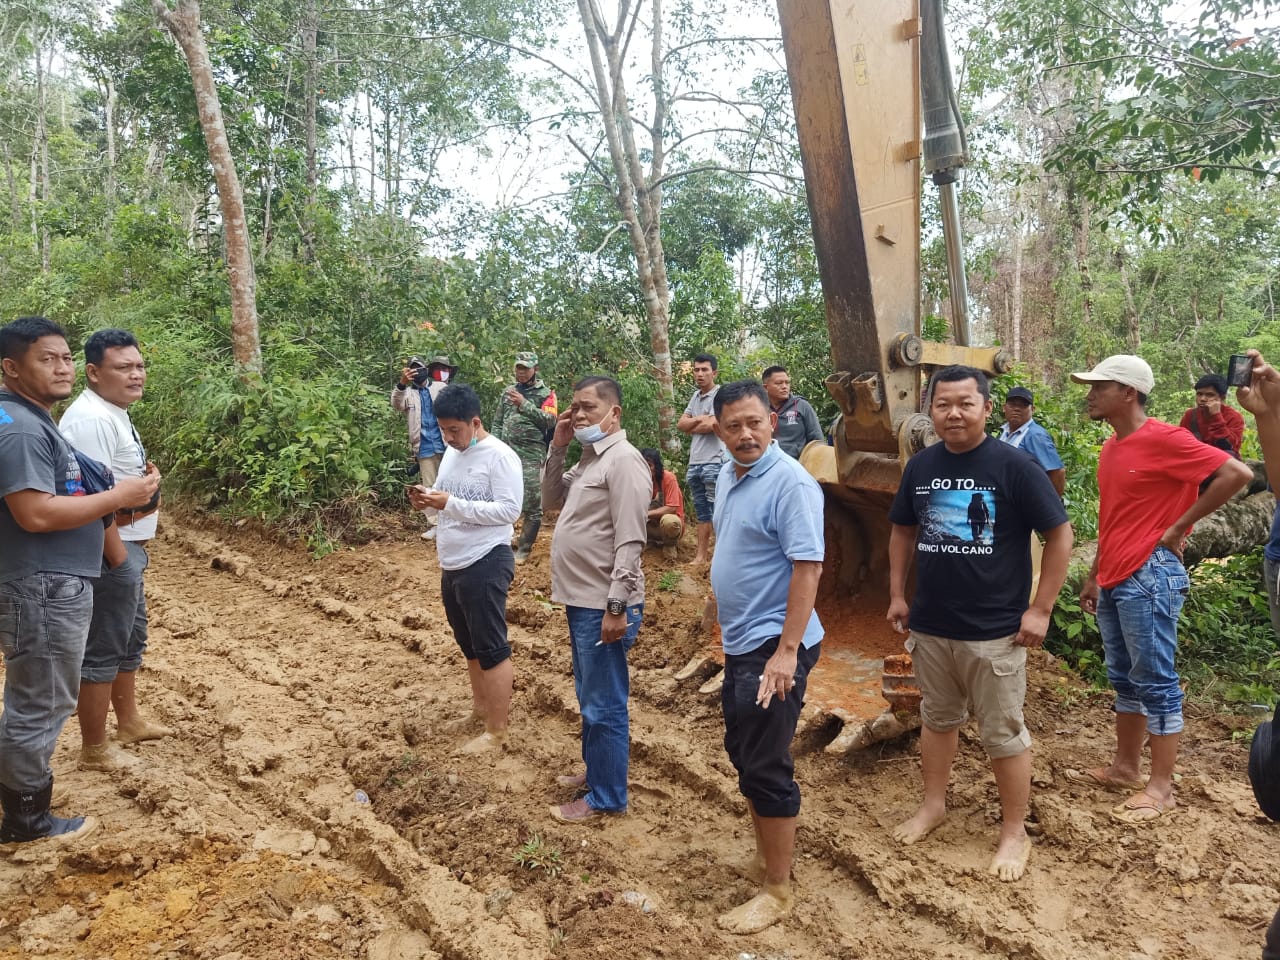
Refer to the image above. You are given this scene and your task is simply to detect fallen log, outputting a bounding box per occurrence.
[1184,490,1275,566]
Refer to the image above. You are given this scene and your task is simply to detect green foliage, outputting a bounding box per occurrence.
[988,0,1280,217]
[165,348,399,540]
[657,570,681,592]
[1179,551,1280,703]
[1046,566,1106,685]
[513,835,563,877]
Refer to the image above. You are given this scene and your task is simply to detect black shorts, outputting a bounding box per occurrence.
[440,545,515,670]
[721,636,821,818]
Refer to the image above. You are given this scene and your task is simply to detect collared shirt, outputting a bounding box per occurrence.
[60,387,157,541]
[997,418,1063,474]
[683,385,725,465]
[390,381,446,458]
[542,429,650,609]
[710,441,825,656]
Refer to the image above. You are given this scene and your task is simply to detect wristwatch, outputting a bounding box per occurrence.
[606,598,626,617]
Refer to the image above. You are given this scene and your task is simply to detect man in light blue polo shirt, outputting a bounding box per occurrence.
[997,386,1065,497]
[709,379,823,935]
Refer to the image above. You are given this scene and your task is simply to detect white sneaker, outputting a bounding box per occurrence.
[421,528,437,541]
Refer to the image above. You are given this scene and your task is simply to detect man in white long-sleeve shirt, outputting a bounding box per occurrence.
[408,384,522,754]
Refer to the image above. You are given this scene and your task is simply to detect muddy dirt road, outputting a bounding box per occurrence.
[2,515,1278,960]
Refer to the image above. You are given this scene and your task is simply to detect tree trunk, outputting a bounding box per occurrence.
[575,0,676,449]
[1010,219,1024,361]
[300,0,318,262]
[1068,183,1092,336]
[2,143,18,231]
[1117,246,1140,351]
[153,0,261,375]
[105,77,117,236]
[32,34,49,273]
[365,94,376,203]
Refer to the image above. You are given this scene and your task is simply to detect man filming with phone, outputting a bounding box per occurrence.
[1179,371,1245,459]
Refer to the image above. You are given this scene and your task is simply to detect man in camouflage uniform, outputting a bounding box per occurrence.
[494,351,557,563]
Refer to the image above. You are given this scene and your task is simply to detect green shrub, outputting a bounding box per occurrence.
[164,351,400,542]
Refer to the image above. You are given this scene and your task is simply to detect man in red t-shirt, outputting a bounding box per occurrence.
[1070,355,1251,823]
[1179,373,1245,457]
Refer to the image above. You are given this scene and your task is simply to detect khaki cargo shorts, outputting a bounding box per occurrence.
[906,630,1031,759]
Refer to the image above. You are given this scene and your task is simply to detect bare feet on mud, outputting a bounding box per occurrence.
[988,832,1032,882]
[455,731,505,755]
[892,806,946,845]
[115,717,175,743]
[730,850,767,884]
[443,712,485,734]
[716,882,793,934]
[79,742,141,773]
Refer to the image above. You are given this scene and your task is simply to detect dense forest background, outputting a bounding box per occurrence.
[2,0,1278,701]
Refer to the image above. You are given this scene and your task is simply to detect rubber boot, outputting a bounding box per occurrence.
[0,778,97,846]
[514,519,541,565]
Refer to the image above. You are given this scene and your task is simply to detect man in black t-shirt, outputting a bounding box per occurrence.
[886,365,1072,883]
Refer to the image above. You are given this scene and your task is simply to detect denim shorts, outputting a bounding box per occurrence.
[721,636,821,818]
[907,630,1031,759]
[83,541,150,683]
[440,544,515,669]
[1097,546,1190,735]
[686,460,722,523]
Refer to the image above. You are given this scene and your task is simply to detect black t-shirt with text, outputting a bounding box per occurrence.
[888,436,1068,641]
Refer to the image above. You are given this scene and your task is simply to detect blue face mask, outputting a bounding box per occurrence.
[728,441,773,471]
[574,410,615,446]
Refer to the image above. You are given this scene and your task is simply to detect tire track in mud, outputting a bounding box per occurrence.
[145,527,1004,959]
[143,530,549,960]
[138,522,1278,960]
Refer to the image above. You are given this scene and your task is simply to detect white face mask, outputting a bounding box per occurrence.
[437,370,450,383]
[574,410,615,446]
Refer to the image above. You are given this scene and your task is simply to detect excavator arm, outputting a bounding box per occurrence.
[677,0,1016,750]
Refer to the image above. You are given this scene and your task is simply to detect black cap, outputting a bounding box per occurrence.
[1006,386,1034,404]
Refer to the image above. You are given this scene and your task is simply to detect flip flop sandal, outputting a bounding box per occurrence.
[1110,791,1175,824]
[1062,767,1144,792]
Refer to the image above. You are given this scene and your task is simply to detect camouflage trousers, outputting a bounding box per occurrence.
[519,455,544,526]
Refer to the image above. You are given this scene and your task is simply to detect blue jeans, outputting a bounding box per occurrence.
[83,541,149,683]
[686,461,722,523]
[565,603,642,812]
[1097,546,1190,735]
[0,573,93,791]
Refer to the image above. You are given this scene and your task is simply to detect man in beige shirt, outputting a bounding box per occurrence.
[542,375,650,822]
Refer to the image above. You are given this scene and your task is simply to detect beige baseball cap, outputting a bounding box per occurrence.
[1070,355,1154,394]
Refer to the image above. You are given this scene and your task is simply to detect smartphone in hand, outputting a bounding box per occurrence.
[1228,354,1253,388]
